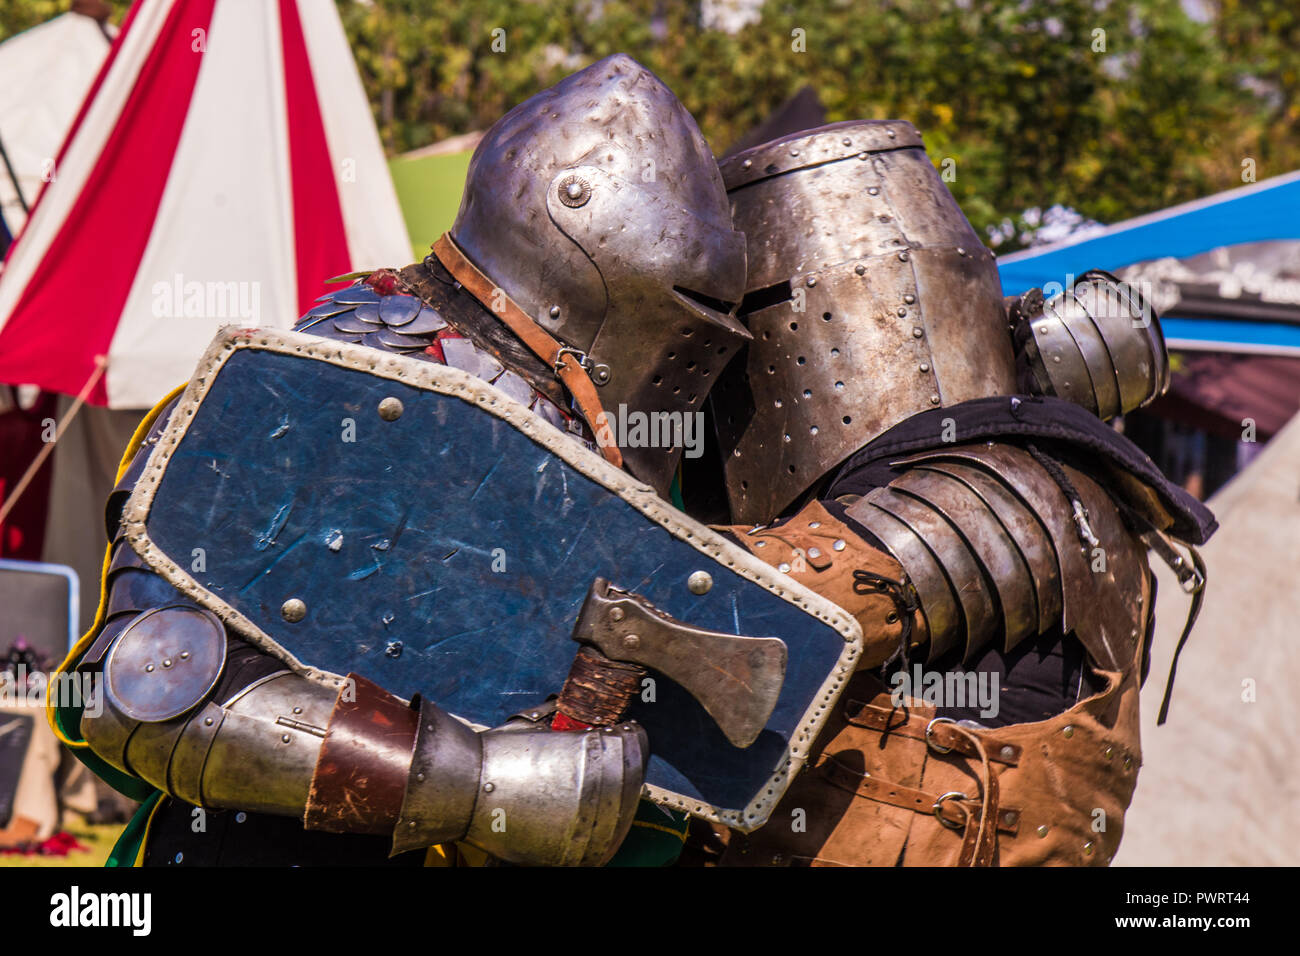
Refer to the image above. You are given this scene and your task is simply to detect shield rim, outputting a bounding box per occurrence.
[119,326,864,831]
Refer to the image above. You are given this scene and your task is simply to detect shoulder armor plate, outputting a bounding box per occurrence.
[104,604,228,722]
[846,442,1147,669]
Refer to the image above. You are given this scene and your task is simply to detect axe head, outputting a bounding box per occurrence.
[571,578,787,749]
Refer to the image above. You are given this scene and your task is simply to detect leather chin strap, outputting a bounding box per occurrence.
[431,233,622,469]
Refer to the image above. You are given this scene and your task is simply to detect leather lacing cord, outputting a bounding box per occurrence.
[852,568,919,677]
[1026,442,1099,548]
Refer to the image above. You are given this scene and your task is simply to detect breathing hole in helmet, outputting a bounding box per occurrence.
[738,280,792,316]
[790,322,798,331]
[797,356,806,365]
[842,415,852,425]
[823,312,833,321]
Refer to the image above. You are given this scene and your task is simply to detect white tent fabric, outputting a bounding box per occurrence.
[1115,411,1300,865]
[0,0,411,410]
[0,11,111,235]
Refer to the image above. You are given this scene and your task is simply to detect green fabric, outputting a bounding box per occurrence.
[106,791,163,868]
[606,799,689,867]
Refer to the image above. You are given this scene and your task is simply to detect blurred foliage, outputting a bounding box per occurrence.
[1,1,1294,249]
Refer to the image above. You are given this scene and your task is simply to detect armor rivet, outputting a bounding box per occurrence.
[957,247,966,256]
[385,640,403,658]
[778,563,792,574]
[912,327,924,338]
[898,251,909,261]
[688,570,714,595]
[809,521,821,529]
[145,664,155,673]
[1000,746,1015,759]
[174,852,184,864]
[483,782,495,793]
[790,149,799,157]
[810,426,819,435]
[832,540,846,552]
[1063,725,1075,738]
[623,634,641,649]
[1123,755,1133,770]
[930,394,940,405]
[293,706,302,714]
[180,651,189,660]
[281,734,291,743]
[806,276,817,287]
[904,294,916,304]
[549,305,561,318]
[416,773,426,782]
[857,152,868,160]
[897,307,907,317]
[162,658,172,668]
[887,129,896,138]
[1083,841,1095,856]
[204,717,214,726]
[754,540,767,548]
[919,363,930,373]
[867,187,880,197]
[1104,746,1114,760]
[1039,325,1049,334]
[1037,825,1049,838]
[1003,811,1017,825]
[236,812,247,823]
[377,397,404,421]
[807,548,822,559]
[842,137,852,146]
[855,263,866,275]
[742,159,752,169]
[609,606,625,621]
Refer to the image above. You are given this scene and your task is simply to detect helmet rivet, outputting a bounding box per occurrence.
[855,264,866,276]
[281,598,307,623]
[687,571,713,595]
[558,175,592,208]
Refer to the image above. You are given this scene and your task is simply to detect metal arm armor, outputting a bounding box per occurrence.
[81,494,646,865]
[842,441,1150,671]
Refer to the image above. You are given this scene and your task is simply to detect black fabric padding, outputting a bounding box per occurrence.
[827,394,1217,544]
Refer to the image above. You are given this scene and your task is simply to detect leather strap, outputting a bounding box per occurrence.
[431,233,622,468]
[842,698,1022,765]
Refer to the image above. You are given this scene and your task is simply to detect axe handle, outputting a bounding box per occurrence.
[552,646,645,731]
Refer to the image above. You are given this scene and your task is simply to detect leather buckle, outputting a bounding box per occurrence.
[925,716,957,754]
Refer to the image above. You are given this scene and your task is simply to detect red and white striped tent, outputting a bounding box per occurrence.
[0,0,409,410]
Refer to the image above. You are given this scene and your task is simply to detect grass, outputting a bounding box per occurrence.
[0,822,123,868]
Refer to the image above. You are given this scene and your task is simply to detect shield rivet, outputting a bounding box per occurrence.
[832,539,846,551]
[687,571,713,595]
[378,397,404,421]
[281,598,307,623]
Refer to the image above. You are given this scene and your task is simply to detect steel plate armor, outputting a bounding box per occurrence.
[713,120,1017,524]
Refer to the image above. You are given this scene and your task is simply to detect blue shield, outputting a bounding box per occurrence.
[123,330,860,829]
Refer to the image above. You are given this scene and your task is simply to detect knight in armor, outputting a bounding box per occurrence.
[693,120,1217,866]
[51,55,751,867]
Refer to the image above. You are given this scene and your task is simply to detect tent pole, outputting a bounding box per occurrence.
[0,129,29,216]
[0,356,107,526]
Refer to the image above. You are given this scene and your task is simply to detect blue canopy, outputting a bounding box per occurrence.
[997,171,1300,355]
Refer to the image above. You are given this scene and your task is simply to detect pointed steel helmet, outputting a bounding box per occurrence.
[712,120,1017,524]
[450,54,749,495]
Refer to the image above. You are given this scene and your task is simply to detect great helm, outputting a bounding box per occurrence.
[449,54,749,496]
[713,120,1017,524]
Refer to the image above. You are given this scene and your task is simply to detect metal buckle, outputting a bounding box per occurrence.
[925,716,957,754]
[932,791,969,830]
[554,346,592,375]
